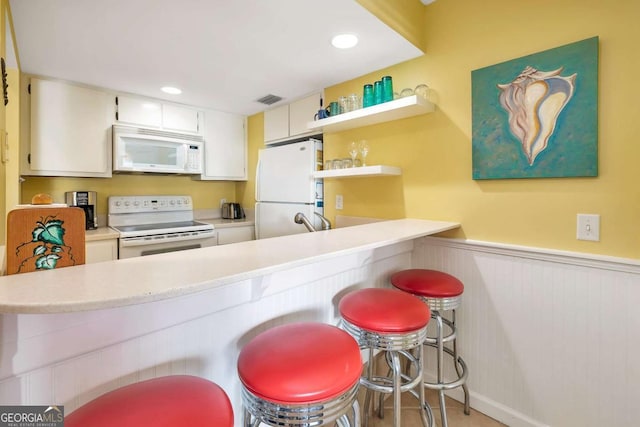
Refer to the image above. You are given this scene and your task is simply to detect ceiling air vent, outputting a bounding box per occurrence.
[256,94,283,105]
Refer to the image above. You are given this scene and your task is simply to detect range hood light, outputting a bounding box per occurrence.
[161,86,182,95]
[331,34,358,49]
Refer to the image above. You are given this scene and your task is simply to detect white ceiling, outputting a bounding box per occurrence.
[8,0,423,116]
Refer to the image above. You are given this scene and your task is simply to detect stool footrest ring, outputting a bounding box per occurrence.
[423,344,469,391]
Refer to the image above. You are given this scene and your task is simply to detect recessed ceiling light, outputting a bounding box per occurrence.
[331,34,358,49]
[161,86,182,95]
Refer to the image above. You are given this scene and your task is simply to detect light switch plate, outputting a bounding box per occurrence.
[336,194,343,210]
[577,214,600,241]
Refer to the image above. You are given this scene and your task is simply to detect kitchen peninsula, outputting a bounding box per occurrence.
[0,219,458,422]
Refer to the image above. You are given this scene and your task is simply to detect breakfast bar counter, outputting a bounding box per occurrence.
[0,218,458,422]
[0,219,458,313]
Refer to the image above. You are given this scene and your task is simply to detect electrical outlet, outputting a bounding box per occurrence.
[336,194,343,210]
[220,198,227,207]
[577,214,600,241]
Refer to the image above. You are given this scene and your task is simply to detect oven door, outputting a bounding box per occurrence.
[118,232,218,259]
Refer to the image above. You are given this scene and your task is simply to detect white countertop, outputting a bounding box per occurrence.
[85,226,120,242]
[200,218,255,229]
[0,219,459,314]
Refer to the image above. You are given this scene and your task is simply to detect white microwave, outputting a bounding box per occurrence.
[113,125,203,174]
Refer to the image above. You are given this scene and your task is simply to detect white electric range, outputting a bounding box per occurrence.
[108,195,217,259]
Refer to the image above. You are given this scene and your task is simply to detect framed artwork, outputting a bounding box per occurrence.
[472,37,599,179]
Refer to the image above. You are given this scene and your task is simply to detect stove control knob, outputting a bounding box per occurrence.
[170,200,175,206]
[124,201,130,207]
[115,201,121,207]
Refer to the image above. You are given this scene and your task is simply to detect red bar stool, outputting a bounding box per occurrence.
[391,269,470,427]
[65,375,233,427]
[237,322,362,426]
[339,288,434,427]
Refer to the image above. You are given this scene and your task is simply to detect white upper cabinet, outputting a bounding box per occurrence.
[264,92,321,144]
[115,96,162,128]
[289,94,321,136]
[196,109,247,181]
[162,104,200,133]
[115,95,202,134]
[263,104,289,143]
[25,78,112,177]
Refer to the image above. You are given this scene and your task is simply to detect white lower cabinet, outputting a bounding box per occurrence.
[197,109,247,181]
[86,239,118,264]
[217,226,255,245]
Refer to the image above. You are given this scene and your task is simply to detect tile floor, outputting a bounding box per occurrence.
[357,388,506,427]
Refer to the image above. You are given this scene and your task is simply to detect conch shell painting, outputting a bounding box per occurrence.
[498,66,576,166]
[471,36,598,180]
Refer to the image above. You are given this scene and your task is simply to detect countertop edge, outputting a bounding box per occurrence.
[0,219,459,314]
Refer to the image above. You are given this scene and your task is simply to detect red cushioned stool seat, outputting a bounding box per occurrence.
[237,322,362,426]
[339,287,431,333]
[391,269,470,427]
[391,269,464,298]
[65,375,233,427]
[339,288,434,427]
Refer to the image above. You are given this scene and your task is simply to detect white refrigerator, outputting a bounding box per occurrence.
[255,139,323,239]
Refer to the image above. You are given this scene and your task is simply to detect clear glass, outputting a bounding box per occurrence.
[348,93,361,111]
[342,158,353,168]
[332,159,343,169]
[358,140,369,167]
[338,96,348,114]
[348,141,359,164]
[324,160,333,170]
[414,84,429,100]
[400,88,414,97]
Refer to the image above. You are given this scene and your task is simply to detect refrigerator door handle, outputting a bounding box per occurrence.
[255,156,262,202]
[255,203,261,239]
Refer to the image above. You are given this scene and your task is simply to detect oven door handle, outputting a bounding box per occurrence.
[119,230,217,247]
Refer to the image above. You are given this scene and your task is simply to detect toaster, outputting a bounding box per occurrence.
[222,202,245,219]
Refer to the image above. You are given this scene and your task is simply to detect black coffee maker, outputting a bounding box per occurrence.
[65,191,98,230]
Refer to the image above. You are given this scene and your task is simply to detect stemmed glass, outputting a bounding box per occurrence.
[348,141,359,166]
[358,140,369,167]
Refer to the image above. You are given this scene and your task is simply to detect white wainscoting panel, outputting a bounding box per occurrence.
[0,241,413,427]
[414,237,640,427]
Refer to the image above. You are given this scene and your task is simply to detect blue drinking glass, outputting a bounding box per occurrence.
[363,84,374,108]
[381,76,393,102]
[373,80,383,105]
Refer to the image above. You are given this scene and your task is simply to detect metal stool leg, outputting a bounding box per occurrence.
[452,309,471,415]
[435,311,449,427]
[363,347,375,427]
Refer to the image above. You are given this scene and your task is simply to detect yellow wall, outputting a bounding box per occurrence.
[21,176,237,215]
[11,0,640,260]
[0,0,6,243]
[356,0,426,52]
[316,0,640,259]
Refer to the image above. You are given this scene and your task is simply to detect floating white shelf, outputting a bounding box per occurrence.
[307,95,434,133]
[313,165,401,179]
